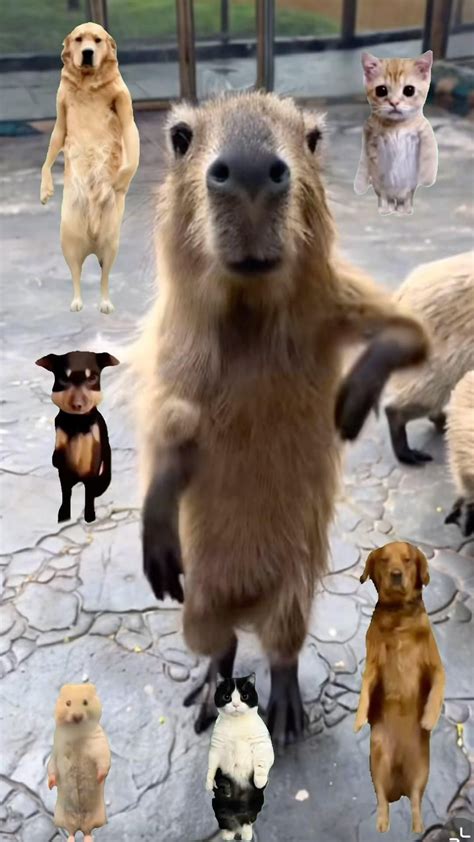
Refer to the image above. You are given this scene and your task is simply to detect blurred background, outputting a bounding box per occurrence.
[1,0,473,121]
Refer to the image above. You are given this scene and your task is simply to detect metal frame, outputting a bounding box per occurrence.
[176,0,197,101]
[256,0,276,91]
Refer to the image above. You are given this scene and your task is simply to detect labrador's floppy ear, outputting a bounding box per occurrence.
[61,34,71,65]
[360,548,379,584]
[96,352,120,369]
[414,545,430,588]
[107,33,117,61]
[36,354,58,372]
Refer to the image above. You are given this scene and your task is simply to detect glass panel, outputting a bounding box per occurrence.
[275,0,342,37]
[107,0,180,101]
[355,0,425,33]
[1,0,88,54]
[196,0,258,99]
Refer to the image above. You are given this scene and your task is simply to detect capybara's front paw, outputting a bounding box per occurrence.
[143,512,184,603]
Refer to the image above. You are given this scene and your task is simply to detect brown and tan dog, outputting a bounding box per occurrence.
[355,541,445,833]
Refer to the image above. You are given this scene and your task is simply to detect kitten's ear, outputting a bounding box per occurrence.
[415,50,433,80]
[361,52,381,81]
[245,673,256,686]
[216,672,227,684]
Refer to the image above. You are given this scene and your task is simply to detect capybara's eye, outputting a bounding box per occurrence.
[170,123,193,157]
[403,85,415,97]
[95,37,102,44]
[66,700,71,706]
[375,85,388,97]
[83,699,88,705]
[75,36,83,43]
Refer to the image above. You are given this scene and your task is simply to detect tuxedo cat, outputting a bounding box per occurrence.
[206,675,274,841]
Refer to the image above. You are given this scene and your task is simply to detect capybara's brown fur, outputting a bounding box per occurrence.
[445,370,474,536]
[131,92,428,739]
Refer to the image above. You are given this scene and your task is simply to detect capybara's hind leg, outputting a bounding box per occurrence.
[385,404,432,465]
[183,631,237,734]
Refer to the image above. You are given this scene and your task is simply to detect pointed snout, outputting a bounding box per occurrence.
[207,149,290,202]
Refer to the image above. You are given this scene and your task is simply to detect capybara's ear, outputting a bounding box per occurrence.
[36,354,58,372]
[360,549,378,584]
[96,352,120,369]
[61,35,71,65]
[414,545,430,587]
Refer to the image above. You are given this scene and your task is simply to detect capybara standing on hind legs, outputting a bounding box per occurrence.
[130,92,429,744]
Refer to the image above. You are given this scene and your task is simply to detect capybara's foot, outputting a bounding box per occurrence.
[266,662,305,748]
[58,505,71,522]
[70,297,83,312]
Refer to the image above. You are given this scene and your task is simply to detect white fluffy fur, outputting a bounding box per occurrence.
[207,693,274,792]
[446,371,474,503]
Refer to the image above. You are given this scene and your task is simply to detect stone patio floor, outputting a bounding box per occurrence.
[0,101,473,842]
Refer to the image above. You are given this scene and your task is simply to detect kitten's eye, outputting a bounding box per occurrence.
[375,85,388,97]
[241,694,248,701]
[66,700,71,706]
[223,694,231,702]
[403,85,415,97]
[75,36,83,43]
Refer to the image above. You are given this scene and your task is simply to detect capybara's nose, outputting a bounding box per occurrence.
[207,151,290,201]
[391,570,403,584]
[72,713,83,723]
[82,49,94,65]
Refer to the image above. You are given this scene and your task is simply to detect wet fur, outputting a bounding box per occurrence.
[131,92,428,669]
[40,22,139,313]
[385,252,474,463]
[356,542,445,833]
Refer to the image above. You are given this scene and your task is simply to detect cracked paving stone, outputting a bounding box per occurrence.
[90,613,122,637]
[323,572,360,595]
[116,627,152,652]
[8,548,46,576]
[423,566,457,615]
[11,637,36,664]
[37,611,92,646]
[15,582,79,632]
[328,536,359,573]
[308,592,359,643]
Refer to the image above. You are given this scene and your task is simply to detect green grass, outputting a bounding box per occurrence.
[0,0,338,54]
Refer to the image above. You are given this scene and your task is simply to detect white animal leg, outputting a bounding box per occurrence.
[98,240,119,315]
[221,831,234,841]
[61,226,86,312]
[377,194,394,215]
[241,824,253,840]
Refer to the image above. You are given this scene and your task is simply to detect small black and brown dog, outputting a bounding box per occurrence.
[36,350,119,523]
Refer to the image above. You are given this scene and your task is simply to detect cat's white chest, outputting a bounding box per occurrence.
[376,130,420,192]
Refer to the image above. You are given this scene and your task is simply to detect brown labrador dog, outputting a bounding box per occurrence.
[355,541,445,833]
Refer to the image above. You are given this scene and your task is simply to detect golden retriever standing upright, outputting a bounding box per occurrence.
[355,541,445,834]
[40,22,140,314]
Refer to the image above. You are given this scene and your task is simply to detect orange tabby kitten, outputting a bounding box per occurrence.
[354,51,438,215]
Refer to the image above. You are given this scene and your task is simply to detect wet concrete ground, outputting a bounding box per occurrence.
[0,102,473,842]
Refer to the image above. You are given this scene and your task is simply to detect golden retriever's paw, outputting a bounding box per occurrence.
[100,299,115,315]
[420,709,438,731]
[113,166,132,194]
[354,714,367,733]
[40,176,54,205]
[376,814,389,833]
[70,297,84,312]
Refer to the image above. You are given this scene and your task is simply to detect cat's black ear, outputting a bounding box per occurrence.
[245,673,256,686]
